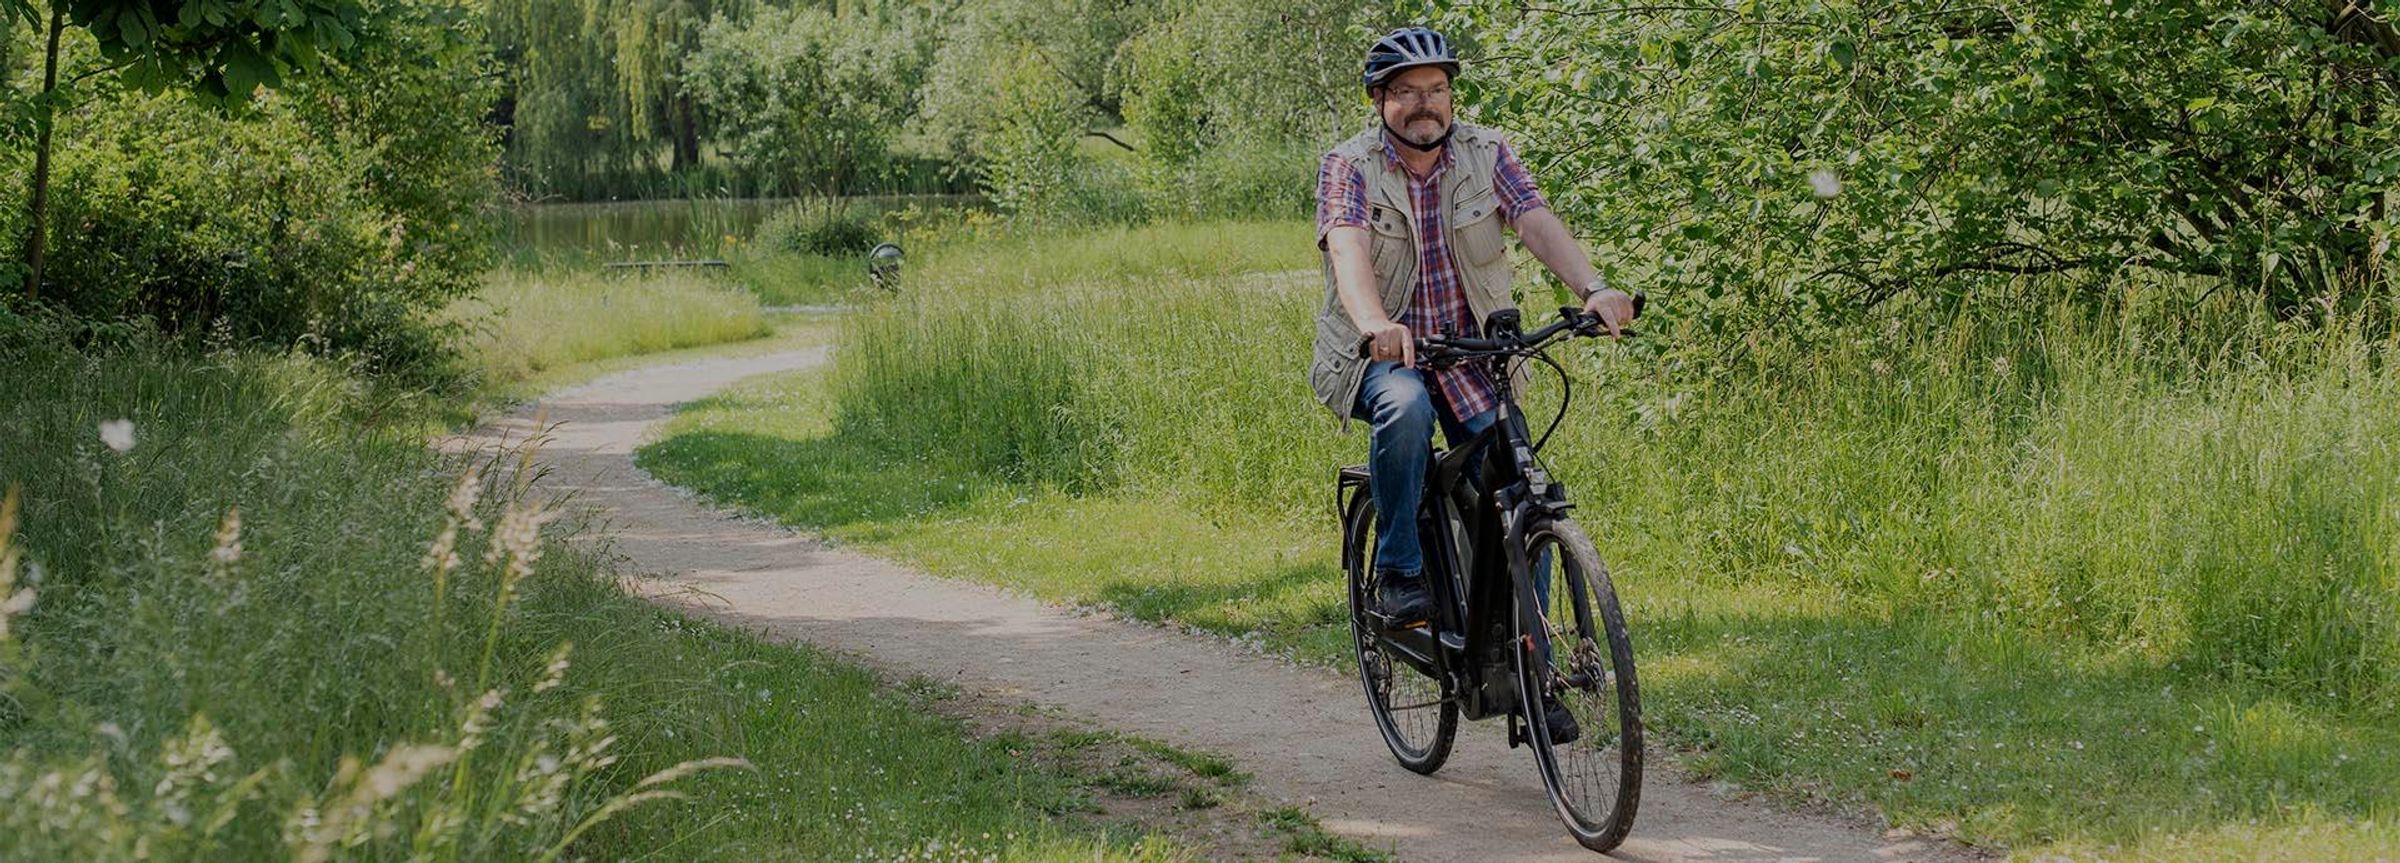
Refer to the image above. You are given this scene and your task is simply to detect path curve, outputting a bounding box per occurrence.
[466,348,1981,863]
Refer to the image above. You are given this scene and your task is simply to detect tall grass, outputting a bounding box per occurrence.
[0,320,1186,861]
[837,229,2400,712]
[452,268,767,388]
[833,219,1333,500]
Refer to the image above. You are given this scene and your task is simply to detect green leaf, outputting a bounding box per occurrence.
[1831,40,1855,72]
[220,38,278,97]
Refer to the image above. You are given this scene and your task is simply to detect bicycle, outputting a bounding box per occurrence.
[1336,299,1645,853]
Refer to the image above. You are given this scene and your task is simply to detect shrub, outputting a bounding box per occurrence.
[756,203,885,257]
[4,8,497,386]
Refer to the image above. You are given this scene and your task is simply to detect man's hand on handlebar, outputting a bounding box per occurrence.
[1582,288,1638,339]
[1362,319,1415,368]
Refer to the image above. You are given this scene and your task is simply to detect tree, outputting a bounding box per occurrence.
[8,0,374,299]
[1448,0,2400,332]
[681,3,934,195]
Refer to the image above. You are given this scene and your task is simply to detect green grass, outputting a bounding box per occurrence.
[0,322,1189,861]
[491,308,841,404]
[1258,807,1395,863]
[727,251,877,305]
[450,267,770,392]
[636,219,2400,857]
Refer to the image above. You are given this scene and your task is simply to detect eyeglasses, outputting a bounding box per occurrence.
[1384,85,1452,106]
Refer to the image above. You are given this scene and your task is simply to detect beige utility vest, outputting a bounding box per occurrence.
[1308,121,1522,426]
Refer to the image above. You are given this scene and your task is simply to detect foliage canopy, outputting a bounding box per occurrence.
[1448,0,2400,330]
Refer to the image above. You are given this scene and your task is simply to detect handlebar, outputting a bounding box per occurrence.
[1412,292,1645,367]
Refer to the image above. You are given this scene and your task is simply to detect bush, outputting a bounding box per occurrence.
[756,203,885,257]
[4,7,498,386]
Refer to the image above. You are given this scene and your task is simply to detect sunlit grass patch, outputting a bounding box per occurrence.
[452,267,768,390]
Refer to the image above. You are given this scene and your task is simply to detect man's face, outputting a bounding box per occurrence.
[1375,66,1454,148]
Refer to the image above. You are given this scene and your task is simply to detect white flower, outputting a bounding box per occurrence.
[1808,168,1842,198]
[98,420,135,453]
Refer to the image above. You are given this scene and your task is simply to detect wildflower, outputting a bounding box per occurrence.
[484,500,556,590]
[535,642,573,693]
[425,465,484,591]
[210,507,244,567]
[98,419,135,453]
[1808,168,1842,198]
[155,714,235,802]
[422,523,463,575]
[443,465,485,530]
[459,689,505,752]
[289,744,457,863]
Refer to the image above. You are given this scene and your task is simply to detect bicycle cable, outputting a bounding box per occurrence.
[1528,346,1574,454]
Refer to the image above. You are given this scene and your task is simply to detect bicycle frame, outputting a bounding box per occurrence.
[1337,353,1576,724]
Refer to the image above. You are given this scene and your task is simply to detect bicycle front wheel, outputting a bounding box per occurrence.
[1513,517,1642,852]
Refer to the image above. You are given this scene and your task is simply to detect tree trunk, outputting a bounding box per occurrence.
[23,3,66,302]
[671,94,700,172]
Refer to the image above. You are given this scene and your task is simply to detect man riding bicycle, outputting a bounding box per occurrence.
[1310,26,1637,629]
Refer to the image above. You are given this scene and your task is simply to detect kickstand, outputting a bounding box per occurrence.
[1507,711,1527,749]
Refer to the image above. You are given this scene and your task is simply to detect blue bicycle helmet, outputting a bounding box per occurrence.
[1362,27,1460,91]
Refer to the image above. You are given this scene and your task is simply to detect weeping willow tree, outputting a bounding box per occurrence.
[488,0,749,197]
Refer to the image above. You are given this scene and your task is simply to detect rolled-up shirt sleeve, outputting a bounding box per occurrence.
[1493,139,1548,225]
[1315,153,1369,250]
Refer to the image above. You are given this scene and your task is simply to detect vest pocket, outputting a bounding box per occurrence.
[1309,313,1365,412]
[1367,204,1409,278]
[1451,195,1506,267]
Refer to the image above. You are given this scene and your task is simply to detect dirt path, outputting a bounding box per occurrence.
[465,348,1982,863]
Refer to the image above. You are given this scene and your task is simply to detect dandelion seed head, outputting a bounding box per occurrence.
[98,420,136,453]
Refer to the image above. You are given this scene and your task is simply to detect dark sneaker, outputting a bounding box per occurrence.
[1541,695,1582,746]
[1374,570,1434,626]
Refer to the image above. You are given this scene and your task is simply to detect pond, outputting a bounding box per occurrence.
[497,194,978,264]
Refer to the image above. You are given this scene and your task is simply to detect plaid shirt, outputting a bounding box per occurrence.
[1315,132,1548,423]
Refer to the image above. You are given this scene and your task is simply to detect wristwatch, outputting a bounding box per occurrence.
[1579,276,1609,301]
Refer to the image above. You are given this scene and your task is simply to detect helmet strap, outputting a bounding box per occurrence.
[1382,121,1454,153]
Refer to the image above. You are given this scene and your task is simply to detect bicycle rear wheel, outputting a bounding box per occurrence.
[1513,517,1642,852]
[1342,490,1457,774]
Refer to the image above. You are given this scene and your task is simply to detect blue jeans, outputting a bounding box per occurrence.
[1351,361,1495,575]
[1351,360,1552,603]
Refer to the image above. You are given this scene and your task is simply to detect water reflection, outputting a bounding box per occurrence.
[498,194,978,263]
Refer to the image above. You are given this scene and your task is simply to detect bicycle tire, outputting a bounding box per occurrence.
[1513,517,1643,852]
[1342,491,1458,775]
